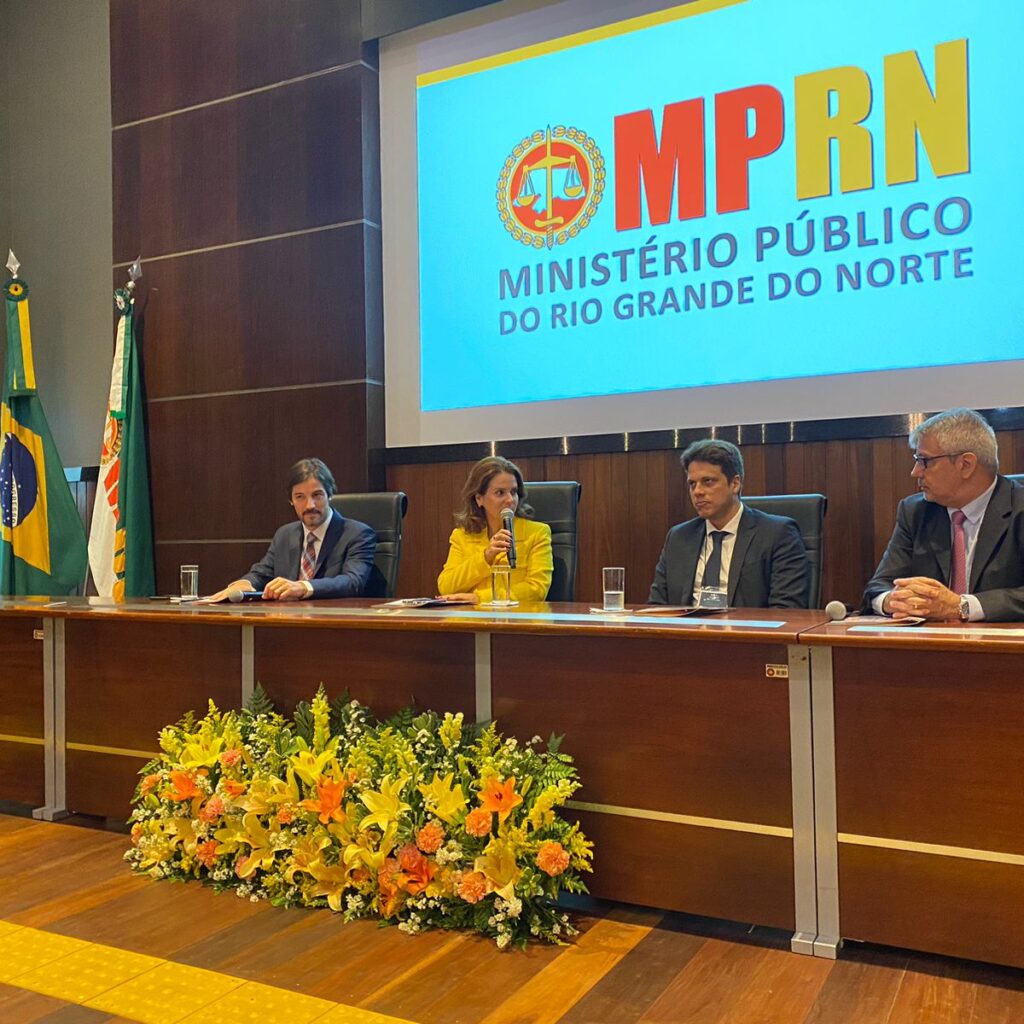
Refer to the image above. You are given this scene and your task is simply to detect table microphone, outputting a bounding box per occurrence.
[825,600,848,621]
[501,508,517,568]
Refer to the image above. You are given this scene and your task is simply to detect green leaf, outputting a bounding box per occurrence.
[246,682,275,717]
[293,700,315,745]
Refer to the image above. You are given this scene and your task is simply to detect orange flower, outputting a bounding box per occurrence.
[464,807,493,837]
[219,748,243,768]
[396,843,437,895]
[130,823,143,846]
[300,776,349,825]
[457,870,489,904]
[196,840,219,868]
[165,771,200,802]
[416,821,445,854]
[199,795,225,824]
[377,858,404,917]
[479,776,523,822]
[536,841,570,877]
[222,780,246,799]
[139,773,161,796]
[276,806,294,825]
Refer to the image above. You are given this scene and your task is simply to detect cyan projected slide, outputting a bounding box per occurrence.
[416,0,1023,411]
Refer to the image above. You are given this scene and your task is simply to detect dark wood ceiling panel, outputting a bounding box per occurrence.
[110,0,364,125]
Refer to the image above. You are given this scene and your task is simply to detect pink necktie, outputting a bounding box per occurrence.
[300,533,316,581]
[949,510,967,594]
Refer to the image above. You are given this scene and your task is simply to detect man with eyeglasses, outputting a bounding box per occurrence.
[863,408,1024,621]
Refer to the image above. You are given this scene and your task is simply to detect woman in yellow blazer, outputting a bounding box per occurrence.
[437,456,553,604]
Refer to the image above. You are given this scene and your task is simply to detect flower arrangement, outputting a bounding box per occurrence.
[126,687,592,948]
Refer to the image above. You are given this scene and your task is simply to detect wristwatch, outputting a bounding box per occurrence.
[958,595,970,622]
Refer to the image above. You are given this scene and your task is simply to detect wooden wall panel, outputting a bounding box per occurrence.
[113,66,377,260]
[576,811,796,930]
[387,430,1024,605]
[839,844,1024,969]
[65,620,242,749]
[110,0,364,125]
[492,635,794,826]
[127,227,377,399]
[148,382,373,534]
[0,618,44,738]
[833,647,1024,853]
[254,628,476,718]
[111,1,383,601]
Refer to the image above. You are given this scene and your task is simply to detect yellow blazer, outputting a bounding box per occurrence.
[437,517,553,603]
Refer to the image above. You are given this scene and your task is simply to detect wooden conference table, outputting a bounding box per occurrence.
[1,597,1021,969]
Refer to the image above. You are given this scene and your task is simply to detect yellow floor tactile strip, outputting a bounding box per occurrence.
[87,962,247,1024]
[13,943,163,1003]
[0,919,415,1024]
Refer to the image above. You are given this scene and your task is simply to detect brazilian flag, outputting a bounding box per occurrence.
[1,273,88,595]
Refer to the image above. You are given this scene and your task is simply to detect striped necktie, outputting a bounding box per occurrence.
[300,533,317,581]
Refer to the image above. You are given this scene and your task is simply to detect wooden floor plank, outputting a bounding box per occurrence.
[804,949,908,1024]
[2,816,1024,1024]
[476,914,654,1024]
[887,960,978,1024]
[558,920,707,1023]
[720,945,833,1023]
[639,938,770,1023]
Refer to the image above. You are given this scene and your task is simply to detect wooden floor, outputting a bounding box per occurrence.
[1,812,1022,1024]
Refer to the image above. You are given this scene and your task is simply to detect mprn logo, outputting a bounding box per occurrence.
[497,125,605,249]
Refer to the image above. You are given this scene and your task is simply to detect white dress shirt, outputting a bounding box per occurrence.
[873,476,997,620]
[692,504,744,597]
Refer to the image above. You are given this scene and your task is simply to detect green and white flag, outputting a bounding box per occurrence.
[88,266,155,598]
[0,252,89,595]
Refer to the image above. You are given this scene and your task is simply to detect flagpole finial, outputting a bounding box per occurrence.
[126,257,142,293]
[6,250,19,277]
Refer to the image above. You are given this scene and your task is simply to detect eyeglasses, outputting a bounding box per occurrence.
[911,451,967,469]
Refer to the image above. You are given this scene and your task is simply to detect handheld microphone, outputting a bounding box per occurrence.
[228,589,263,603]
[501,508,517,568]
[825,600,848,621]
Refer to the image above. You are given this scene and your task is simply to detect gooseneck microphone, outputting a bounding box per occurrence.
[501,508,517,568]
[825,600,849,621]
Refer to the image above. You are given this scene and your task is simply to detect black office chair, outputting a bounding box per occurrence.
[742,494,827,609]
[330,492,408,598]
[523,481,582,602]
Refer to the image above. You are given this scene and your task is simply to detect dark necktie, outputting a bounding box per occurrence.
[702,531,728,589]
[300,533,317,581]
[949,510,967,594]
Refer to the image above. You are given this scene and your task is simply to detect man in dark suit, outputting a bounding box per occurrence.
[209,458,375,602]
[863,408,1024,622]
[649,439,810,608]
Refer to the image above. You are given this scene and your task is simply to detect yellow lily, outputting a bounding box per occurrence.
[178,733,225,769]
[418,772,468,824]
[234,813,283,879]
[283,833,332,884]
[359,774,411,833]
[307,858,349,911]
[475,838,522,892]
[290,746,339,787]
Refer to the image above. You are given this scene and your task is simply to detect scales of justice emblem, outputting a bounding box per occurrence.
[497,125,605,249]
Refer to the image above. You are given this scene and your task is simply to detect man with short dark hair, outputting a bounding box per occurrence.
[208,457,375,602]
[863,408,1024,621]
[648,439,810,608]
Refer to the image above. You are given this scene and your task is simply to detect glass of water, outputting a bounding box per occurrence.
[488,564,517,607]
[180,564,199,600]
[602,567,625,611]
